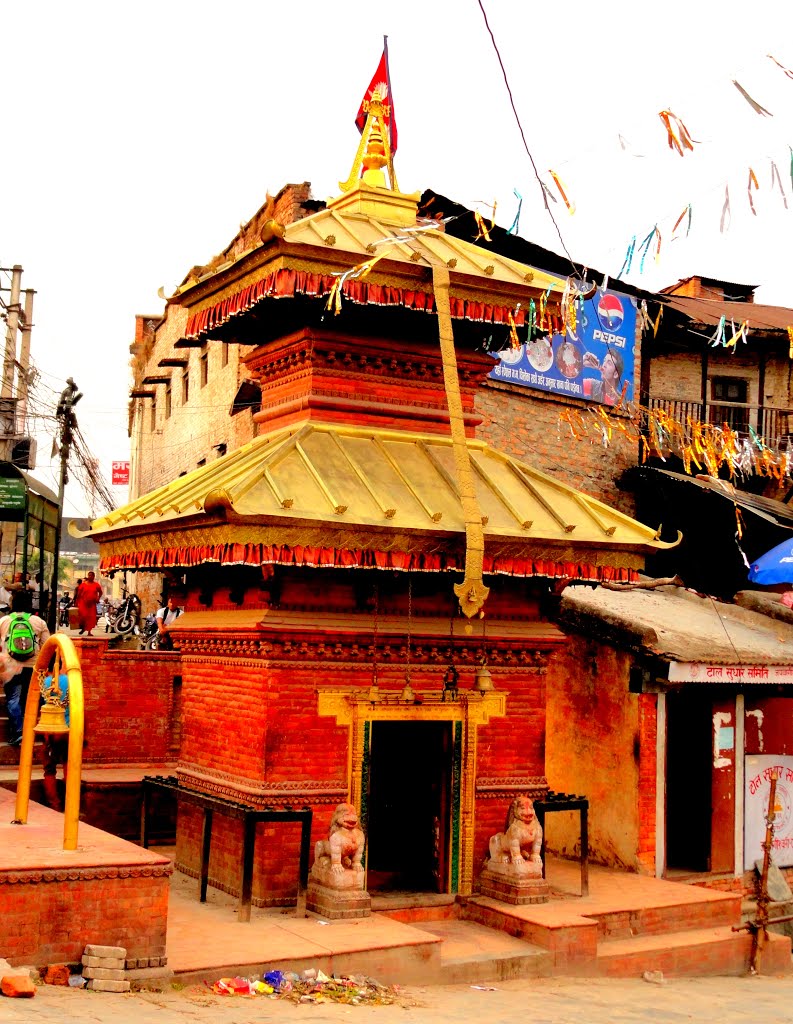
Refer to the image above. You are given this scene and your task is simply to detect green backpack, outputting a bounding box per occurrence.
[7,612,36,660]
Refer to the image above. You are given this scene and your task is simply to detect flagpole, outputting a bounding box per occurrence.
[383,34,397,187]
[383,34,392,107]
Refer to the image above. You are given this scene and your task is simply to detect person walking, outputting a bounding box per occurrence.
[74,571,103,636]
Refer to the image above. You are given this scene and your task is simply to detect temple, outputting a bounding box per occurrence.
[79,97,673,903]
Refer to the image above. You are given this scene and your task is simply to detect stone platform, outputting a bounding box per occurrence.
[306,879,372,919]
[479,864,551,905]
[161,856,792,985]
[0,787,171,966]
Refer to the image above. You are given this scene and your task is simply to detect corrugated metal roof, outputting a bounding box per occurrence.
[560,583,793,666]
[640,468,793,529]
[86,421,667,553]
[662,294,793,331]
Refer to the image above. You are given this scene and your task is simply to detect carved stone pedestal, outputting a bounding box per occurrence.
[479,864,550,905]
[306,880,371,919]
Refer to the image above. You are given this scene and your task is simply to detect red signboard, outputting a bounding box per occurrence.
[111,461,130,486]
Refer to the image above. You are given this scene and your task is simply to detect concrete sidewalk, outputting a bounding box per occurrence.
[3,974,793,1024]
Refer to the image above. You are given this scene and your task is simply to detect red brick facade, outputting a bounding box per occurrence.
[170,611,560,904]
[0,869,169,965]
[72,639,181,764]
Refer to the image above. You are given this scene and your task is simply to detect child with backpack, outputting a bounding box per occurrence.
[0,590,50,747]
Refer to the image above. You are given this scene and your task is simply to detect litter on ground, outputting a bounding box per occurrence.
[209,968,401,1005]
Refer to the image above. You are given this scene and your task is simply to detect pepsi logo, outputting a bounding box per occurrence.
[597,293,624,331]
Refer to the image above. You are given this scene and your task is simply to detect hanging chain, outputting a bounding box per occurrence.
[405,574,412,682]
[371,582,379,687]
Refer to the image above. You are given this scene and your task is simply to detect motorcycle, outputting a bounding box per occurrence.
[140,613,160,650]
[110,592,142,636]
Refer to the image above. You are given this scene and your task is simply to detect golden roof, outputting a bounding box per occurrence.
[280,184,565,293]
[173,181,566,331]
[85,421,669,559]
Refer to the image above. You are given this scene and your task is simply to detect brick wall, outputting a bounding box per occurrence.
[180,657,267,783]
[476,383,638,515]
[649,349,791,412]
[544,633,644,870]
[129,303,255,498]
[1,871,169,965]
[175,803,313,906]
[72,638,181,764]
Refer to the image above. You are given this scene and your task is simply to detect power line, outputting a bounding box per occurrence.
[476,0,577,271]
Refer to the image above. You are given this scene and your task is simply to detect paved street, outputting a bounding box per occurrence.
[3,974,793,1024]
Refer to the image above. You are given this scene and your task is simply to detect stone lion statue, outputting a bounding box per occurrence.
[488,795,543,873]
[313,802,365,879]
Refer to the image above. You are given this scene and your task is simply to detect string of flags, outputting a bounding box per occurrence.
[708,316,749,349]
[658,110,696,156]
[526,51,793,280]
[558,398,793,482]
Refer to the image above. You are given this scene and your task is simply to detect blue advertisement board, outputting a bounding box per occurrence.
[489,289,637,405]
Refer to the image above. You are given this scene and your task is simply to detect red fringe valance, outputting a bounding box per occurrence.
[100,542,638,583]
[184,268,559,340]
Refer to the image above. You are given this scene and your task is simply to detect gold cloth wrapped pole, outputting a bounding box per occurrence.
[432,264,490,617]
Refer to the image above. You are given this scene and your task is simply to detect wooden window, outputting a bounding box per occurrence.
[200,344,209,388]
[165,382,172,419]
[221,342,229,368]
[711,376,748,404]
[182,367,190,404]
[710,376,749,432]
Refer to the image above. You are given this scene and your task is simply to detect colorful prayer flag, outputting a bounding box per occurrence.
[355,44,397,153]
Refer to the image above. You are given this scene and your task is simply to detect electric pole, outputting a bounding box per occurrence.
[48,378,82,632]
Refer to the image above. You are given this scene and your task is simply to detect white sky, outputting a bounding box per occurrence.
[2,0,793,516]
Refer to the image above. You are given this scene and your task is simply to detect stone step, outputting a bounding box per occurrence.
[418,919,552,984]
[596,925,791,978]
[589,891,742,940]
[372,893,457,924]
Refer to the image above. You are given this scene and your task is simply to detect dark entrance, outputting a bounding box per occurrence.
[665,691,712,872]
[366,721,453,892]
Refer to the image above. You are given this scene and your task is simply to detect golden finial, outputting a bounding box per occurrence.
[339,89,399,193]
[361,105,388,187]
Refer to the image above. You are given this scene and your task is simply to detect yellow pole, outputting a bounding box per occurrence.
[13,634,85,850]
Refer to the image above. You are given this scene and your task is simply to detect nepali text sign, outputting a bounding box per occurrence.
[668,663,793,684]
[745,756,793,868]
[111,461,130,486]
[0,477,26,510]
[489,288,636,405]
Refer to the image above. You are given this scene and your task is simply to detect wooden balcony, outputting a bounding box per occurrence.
[647,397,793,446]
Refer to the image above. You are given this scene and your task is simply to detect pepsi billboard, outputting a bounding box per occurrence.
[489,288,636,406]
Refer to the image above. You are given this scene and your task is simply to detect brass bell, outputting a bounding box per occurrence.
[34,702,69,735]
[474,661,494,694]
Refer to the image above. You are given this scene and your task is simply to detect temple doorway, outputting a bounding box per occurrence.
[665,691,712,872]
[366,720,454,892]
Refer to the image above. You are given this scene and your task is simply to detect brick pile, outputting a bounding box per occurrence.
[82,944,130,993]
[80,943,172,990]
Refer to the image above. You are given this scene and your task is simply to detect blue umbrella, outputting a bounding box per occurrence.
[749,537,793,585]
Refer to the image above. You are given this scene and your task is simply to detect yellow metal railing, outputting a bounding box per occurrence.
[14,634,84,850]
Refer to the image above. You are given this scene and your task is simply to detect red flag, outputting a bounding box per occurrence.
[355,48,397,154]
